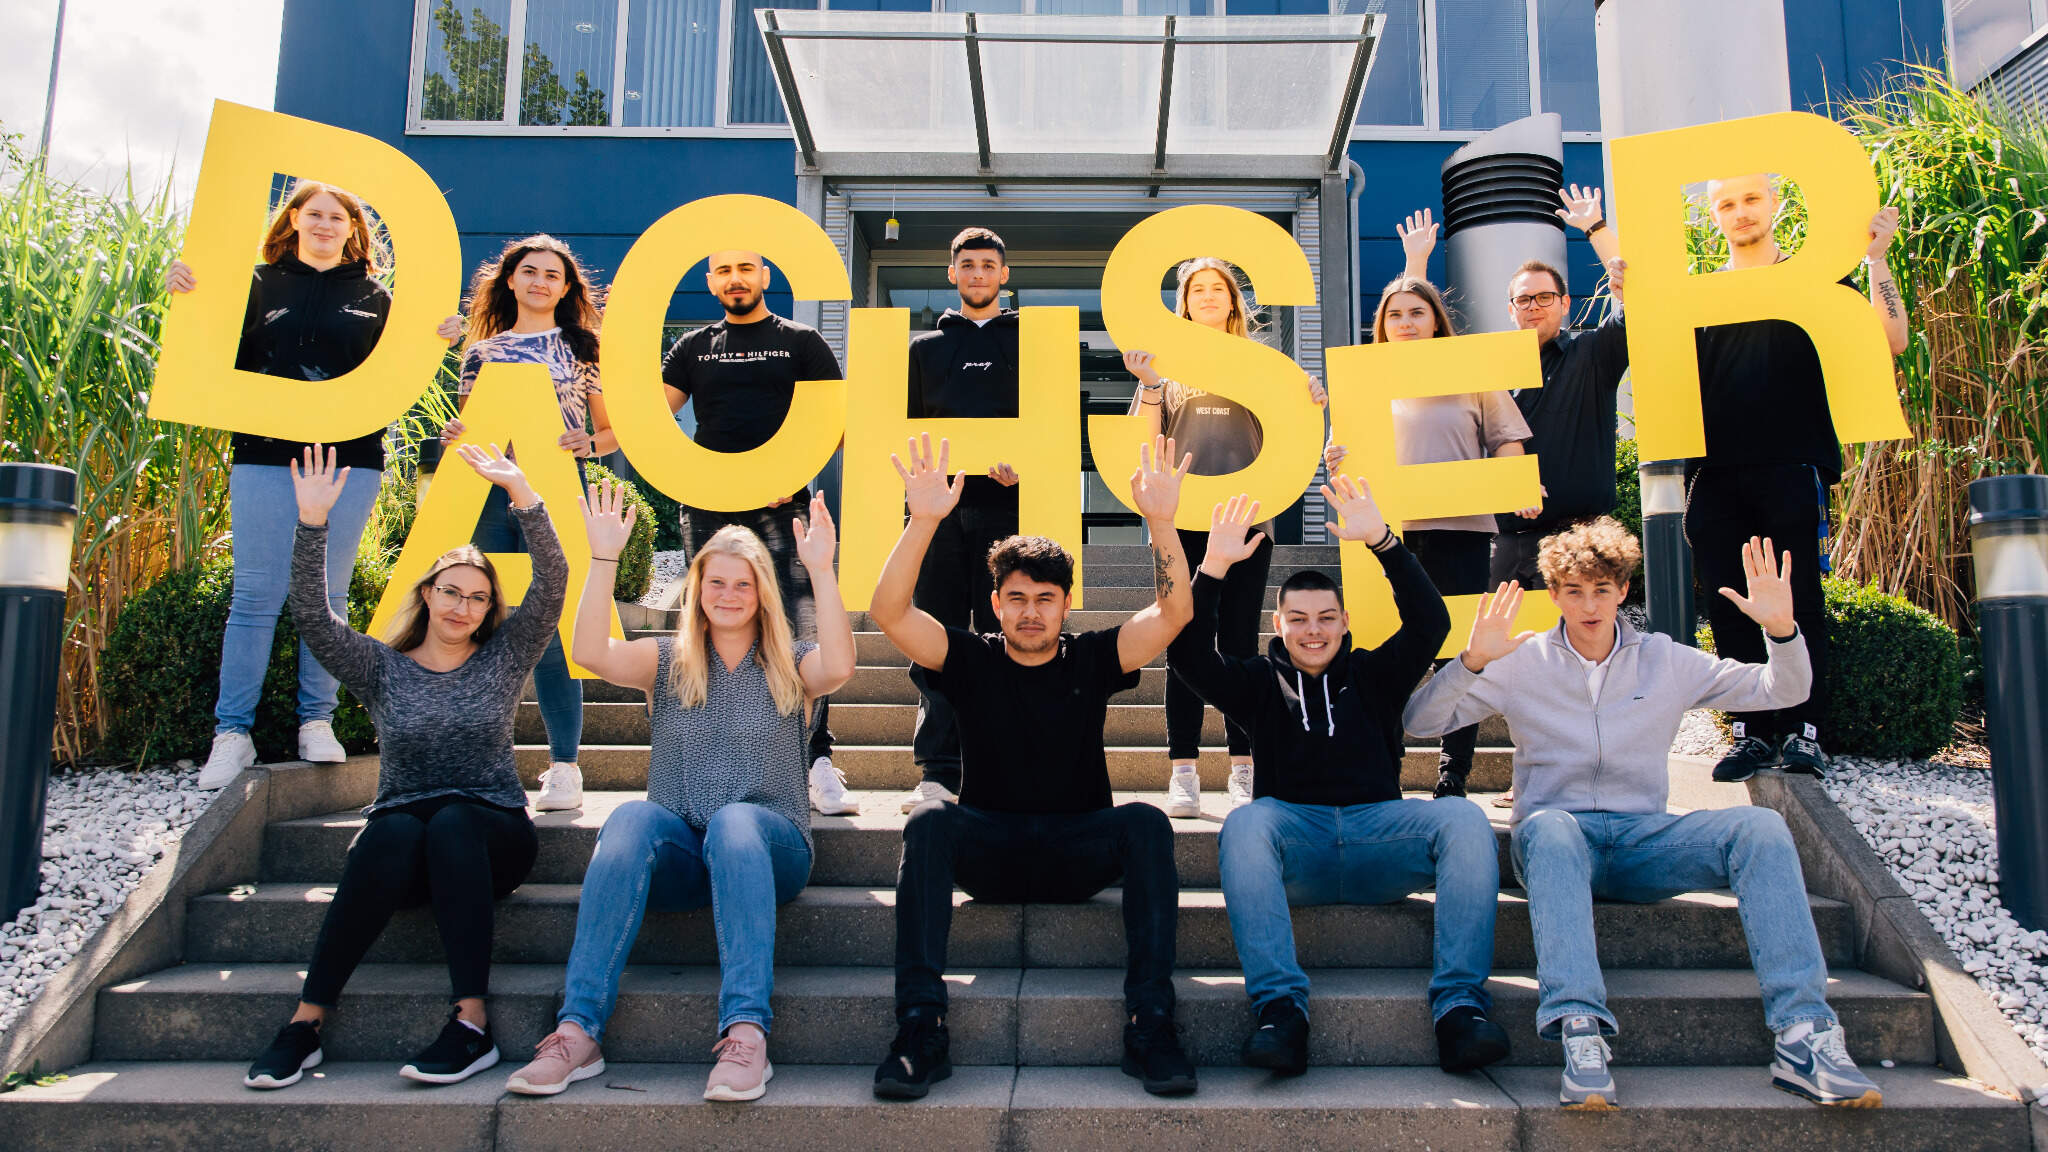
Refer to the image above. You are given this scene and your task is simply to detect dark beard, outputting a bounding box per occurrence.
[958,286,1001,311]
[721,291,761,316]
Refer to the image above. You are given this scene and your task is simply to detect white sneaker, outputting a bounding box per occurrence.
[535,762,584,811]
[1226,764,1256,807]
[297,720,346,764]
[809,756,860,815]
[198,731,257,789]
[1164,766,1202,818]
[898,778,959,814]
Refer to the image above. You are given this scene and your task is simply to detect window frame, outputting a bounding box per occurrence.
[402,0,1602,140]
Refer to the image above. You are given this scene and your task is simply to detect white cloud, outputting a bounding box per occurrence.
[0,0,283,205]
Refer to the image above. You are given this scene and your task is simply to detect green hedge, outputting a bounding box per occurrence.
[1697,575,1963,760]
[583,462,657,601]
[101,556,389,767]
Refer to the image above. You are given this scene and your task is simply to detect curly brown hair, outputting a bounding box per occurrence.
[987,535,1074,594]
[1537,516,1642,588]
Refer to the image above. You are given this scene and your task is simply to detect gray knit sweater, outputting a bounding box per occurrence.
[289,501,567,813]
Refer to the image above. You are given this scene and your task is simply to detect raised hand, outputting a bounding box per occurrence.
[1461,582,1539,672]
[454,442,536,505]
[987,461,1020,487]
[1716,536,1797,638]
[1202,495,1266,575]
[580,477,638,560]
[1555,184,1605,233]
[1320,473,1389,544]
[794,491,838,574]
[1865,205,1901,261]
[1122,349,1162,389]
[1398,209,1438,268]
[891,433,965,523]
[289,445,351,527]
[1130,433,1192,522]
[165,259,196,294]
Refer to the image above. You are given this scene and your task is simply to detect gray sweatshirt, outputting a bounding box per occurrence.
[289,502,567,814]
[1402,619,1810,825]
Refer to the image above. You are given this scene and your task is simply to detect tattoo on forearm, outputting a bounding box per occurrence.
[1878,278,1903,320]
[1153,546,1175,600]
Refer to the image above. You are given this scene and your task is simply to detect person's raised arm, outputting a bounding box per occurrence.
[871,434,964,671]
[1398,209,1437,282]
[1166,494,1268,717]
[286,446,383,702]
[1403,581,1528,737]
[1325,474,1450,693]
[453,443,565,663]
[1116,434,1195,673]
[1122,350,1167,438]
[1864,207,1909,356]
[794,491,856,696]
[571,478,660,691]
[1556,185,1620,267]
[1688,536,1812,711]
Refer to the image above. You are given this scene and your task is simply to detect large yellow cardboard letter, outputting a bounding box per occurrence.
[369,363,622,676]
[150,101,461,440]
[1091,205,1325,529]
[1326,330,1555,656]
[838,307,1084,610]
[1611,111,1910,460]
[603,195,850,511]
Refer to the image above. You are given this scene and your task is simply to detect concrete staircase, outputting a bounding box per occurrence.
[2,544,2025,1149]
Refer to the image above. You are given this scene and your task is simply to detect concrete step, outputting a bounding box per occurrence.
[3,1062,2019,1152]
[186,882,1855,972]
[92,963,1931,1069]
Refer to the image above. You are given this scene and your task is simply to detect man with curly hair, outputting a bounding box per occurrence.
[1404,517,1882,1112]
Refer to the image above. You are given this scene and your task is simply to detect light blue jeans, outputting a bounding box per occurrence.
[1219,796,1500,1022]
[559,800,811,1038]
[474,481,582,763]
[1512,807,1837,1040]
[216,463,382,734]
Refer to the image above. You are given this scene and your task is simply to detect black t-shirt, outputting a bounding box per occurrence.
[660,314,842,454]
[1692,274,1855,482]
[930,624,1139,814]
[1497,310,1629,535]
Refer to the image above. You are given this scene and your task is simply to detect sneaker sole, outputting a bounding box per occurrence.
[704,1060,774,1102]
[1121,1054,1198,1096]
[244,1046,322,1089]
[1439,1036,1511,1073]
[1164,800,1202,819]
[1561,1093,1618,1111]
[873,1062,951,1099]
[533,797,585,812]
[506,1057,606,1096]
[400,1046,501,1085]
[1772,1076,1882,1108]
[1711,766,1760,783]
[1241,1046,1308,1076]
[811,797,861,816]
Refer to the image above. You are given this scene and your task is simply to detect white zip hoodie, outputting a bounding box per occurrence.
[1401,619,1810,825]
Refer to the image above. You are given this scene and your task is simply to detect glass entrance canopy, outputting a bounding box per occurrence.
[758,10,1380,180]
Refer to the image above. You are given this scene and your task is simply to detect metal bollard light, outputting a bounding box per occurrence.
[1970,474,2048,931]
[1638,458,1694,646]
[0,463,79,923]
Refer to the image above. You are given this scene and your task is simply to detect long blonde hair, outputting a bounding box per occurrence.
[671,525,805,716]
[380,545,507,652]
[1162,257,1258,410]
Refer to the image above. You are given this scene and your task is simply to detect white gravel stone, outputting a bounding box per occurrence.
[0,764,205,1036]
[636,549,690,608]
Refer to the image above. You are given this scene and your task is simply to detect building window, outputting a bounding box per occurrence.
[1341,0,1599,133]
[1949,0,2048,89]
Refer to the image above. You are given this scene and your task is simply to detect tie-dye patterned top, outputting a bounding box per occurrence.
[459,328,603,436]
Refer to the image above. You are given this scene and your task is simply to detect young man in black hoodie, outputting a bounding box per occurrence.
[1168,478,1510,1077]
[898,227,1026,813]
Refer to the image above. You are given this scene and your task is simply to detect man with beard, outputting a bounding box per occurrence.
[663,248,852,816]
[896,227,1026,813]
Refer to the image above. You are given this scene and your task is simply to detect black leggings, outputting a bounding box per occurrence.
[1166,528,1271,760]
[300,794,538,1007]
[1404,529,1493,774]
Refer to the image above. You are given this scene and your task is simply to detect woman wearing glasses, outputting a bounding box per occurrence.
[240,441,563,1092]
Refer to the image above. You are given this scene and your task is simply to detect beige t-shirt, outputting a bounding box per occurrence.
[1392,392,1531,533]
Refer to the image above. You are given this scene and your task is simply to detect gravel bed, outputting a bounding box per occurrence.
[0,764,207,1036]
[636,549,689,607]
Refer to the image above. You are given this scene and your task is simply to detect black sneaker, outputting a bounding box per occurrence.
[1432,769,1469,799]
[1779,730,1829,778]
[1712,736,1780,783]
[1435,1005,1511,1073]
[244,1019,323,1089]
[1123,1010,1198,1096]
[873,1012,951,1099]
[1241,998,1309,1076]
[399,1007,501,1084]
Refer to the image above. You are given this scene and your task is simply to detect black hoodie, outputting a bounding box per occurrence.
[907,308,1020,507]
[229,255,394,470]
[1168,542,1450,807]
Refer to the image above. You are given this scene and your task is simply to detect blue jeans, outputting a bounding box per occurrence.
[216,463,382,734]
[559,800,811,1038]
[475,482,582,763]
[1512,807,1836,1039]
[1219,796,1499,1022]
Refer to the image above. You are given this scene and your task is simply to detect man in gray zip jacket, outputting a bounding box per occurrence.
[1403,517,1883,1112]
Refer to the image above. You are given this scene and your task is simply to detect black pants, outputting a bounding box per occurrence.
[1488,528,1546,590]
[681,492,833,761]
[1685,463,1831,740]
[1405,529,1492,774]
[300,794,538,1007]
[1167,528,1269,760]
[894,801,1178,1018]
[909,496,1019,791]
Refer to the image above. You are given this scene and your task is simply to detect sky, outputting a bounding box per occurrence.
[0,0,284,204]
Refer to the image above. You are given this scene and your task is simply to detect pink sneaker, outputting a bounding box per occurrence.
[504,1021,604,1096]
[703,1023,773,1102]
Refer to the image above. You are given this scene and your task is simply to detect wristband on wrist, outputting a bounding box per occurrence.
[591,555,619,563]
[1584,219,1607,236]
[1369,525,1396,552]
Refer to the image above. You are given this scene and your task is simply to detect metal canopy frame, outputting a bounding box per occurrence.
[759,10,1380,181]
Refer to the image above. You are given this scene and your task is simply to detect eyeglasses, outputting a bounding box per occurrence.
[1509,292,1563,310]
[430,584,492,612]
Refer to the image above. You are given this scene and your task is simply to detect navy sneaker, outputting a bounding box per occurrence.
[1123,1010,1198,1096]
[873,1012,951,1100]
[244,1019,323,1089]
[1241,998,1309,1076]
[1779,728,1829,778]
[399,1008,500,1085]
[1558,1015,1618,1110]
[1435,1005,1510,1073]
[1712,733,1779,783]
[1772,1022,1881,1107]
